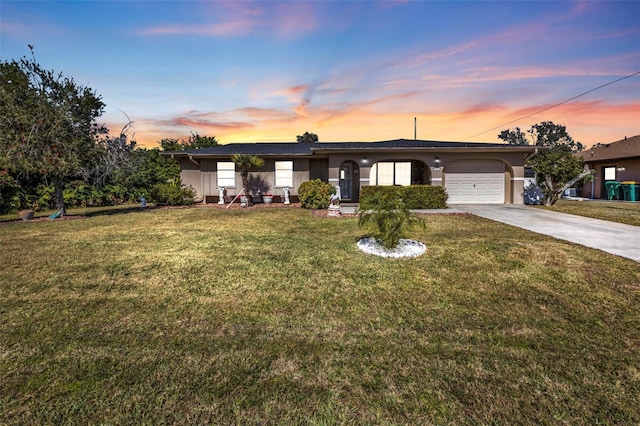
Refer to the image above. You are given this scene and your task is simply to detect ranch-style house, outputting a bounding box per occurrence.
[163,139,540,205]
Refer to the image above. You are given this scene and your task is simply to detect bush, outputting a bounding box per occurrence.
[357,190,425,249]
[150,178,196,206]
[360,185,447,209]
[35,184,55,211]
[0,171,21,214]
[103,184,131,205]
[64,181,96,208]
[298,179,335,209]
[400,185,448,209]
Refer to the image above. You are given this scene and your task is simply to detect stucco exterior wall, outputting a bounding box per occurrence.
[325,151,528,204]
[175,147,532,205]
[183,158,315,203]
[511,165,526,204]
[179,159,203,200]
[580,158,640,199]
[309,159,329,181]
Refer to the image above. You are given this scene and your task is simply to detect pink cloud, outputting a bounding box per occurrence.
[272,85,310,97]
[272,2,319,37]
[165,116,252,130]
[293,99,311,118]
[461,102,509,116]
[136,1,325,38]
[0,20,31,37]
[137,19,255,37]
[570,1,596,16]
[136,1,259,37]
[233,107,297,122]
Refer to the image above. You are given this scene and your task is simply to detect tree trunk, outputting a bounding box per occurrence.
[545,166,592,206]
[241,171,252,206]
[54,178,67,216]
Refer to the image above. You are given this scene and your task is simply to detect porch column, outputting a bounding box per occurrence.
[359,165,372,188]
[327,159,341,188]
[512,165,525,204]
[430,167,443,187]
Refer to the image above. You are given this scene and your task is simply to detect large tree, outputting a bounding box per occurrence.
[497,127,528,145]
[529,145,591,206]
[159,132,218,151]
[529,121,585,152]
[499,121,584,152]
[498,121,590,206]
[0,52,107,215]
[296,132,318,143]
[81,120,137,187]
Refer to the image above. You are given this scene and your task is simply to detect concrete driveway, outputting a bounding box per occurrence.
[452,204,640,263]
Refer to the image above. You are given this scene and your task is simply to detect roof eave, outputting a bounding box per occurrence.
[311,146,540,154]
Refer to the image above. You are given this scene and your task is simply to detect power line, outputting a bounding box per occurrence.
[464,71,640,141]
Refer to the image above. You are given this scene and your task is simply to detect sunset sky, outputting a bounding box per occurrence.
[1,1,639,149]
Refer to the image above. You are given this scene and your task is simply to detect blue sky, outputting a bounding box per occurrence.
[1,0,639,148]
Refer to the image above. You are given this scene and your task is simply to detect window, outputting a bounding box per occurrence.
[394,162,411,186]
[275,161,293,187]
[603,166,616,181]
[217,162,235,187]
[370,161,412,186]
[375,162,394,185]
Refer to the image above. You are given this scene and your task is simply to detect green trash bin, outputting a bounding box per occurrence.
[604,181,622,200]
[621,181,638,202]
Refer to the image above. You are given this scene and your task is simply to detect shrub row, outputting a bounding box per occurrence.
[297,181,448,210]
[1,179,196,214]
[3,183,140,213]
[360,185,448,209]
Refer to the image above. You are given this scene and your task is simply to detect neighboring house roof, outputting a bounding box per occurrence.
[579,135,640,162]
[163,138,536,158]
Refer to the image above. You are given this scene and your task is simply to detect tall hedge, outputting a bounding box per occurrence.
[360,185,448,209]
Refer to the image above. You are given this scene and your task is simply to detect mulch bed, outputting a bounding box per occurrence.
[194,202,303,210]
[196,202,359,217]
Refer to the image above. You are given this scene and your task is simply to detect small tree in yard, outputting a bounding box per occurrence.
[498,121,591,206]
[357,191,425,249]
[231,154,264,206]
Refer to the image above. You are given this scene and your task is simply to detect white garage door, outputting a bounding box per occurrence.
[445,160,505,204]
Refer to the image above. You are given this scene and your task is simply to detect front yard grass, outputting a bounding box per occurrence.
[538,199,640,226]
[1,207,638,424]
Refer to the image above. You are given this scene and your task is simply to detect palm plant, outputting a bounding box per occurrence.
[231,154,264,206]
[357,191,425,249]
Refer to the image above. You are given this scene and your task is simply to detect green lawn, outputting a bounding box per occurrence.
[1,207,639,424]
[538,199,640,226]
